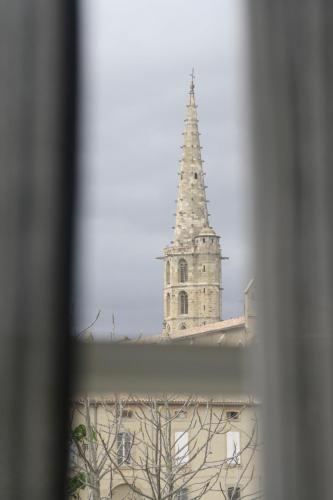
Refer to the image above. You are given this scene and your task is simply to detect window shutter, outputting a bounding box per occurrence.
[124,432,132,464]
[117,432,124,465]
[226,431,240,465]
[175,431,189,464]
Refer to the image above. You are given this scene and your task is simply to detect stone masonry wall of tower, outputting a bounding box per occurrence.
[162,75,222,335]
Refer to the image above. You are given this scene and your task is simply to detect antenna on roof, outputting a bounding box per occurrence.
[111,313,116,342]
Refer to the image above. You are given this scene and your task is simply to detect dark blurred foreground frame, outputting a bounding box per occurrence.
[248,1,333,499]
[0,1,77,498]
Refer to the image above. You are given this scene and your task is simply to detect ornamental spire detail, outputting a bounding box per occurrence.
[174,71,210,242]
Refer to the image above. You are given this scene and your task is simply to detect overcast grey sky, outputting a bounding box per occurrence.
[75,0,254,338]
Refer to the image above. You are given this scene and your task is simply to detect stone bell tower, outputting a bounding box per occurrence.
[162,72,222,335]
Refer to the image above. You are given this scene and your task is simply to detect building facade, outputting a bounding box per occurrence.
[163,75,222,335]
[71,394,261,500]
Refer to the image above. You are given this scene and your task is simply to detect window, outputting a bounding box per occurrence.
[166,293,170,317]
[179,291,188,315]
[121,409,133,419]
[226,411,240,420]
[202,265,206,272]
[174,488,188,500]
[116,406,133,420]
[166,261,170,284]
[174,409,187,419]
[178,259,188,282]
[175,431,189,464]
[226,431,241,465]
[228,486,241,500]
[194,172,198,179]
[117,432,132,465]
[68,442,78,466]
[203,238,205,243]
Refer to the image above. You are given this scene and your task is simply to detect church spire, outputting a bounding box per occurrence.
[162,73,221,335]
[174,70,210,243]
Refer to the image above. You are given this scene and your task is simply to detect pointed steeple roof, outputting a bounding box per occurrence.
[174,71,211,243]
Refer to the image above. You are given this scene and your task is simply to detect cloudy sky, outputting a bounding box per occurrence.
[75,0,254,338]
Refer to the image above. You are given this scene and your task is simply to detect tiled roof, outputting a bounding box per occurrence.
[73,393,258,406]
[169,316,245,340]
[131,316,246,344]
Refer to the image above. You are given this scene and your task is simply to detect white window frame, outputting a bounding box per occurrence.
[226,431,241,465]
[175,431,189,465]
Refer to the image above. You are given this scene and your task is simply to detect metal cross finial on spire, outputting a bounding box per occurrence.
[190,67,195,93]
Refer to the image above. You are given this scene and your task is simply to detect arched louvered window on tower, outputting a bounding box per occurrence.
[166,261,170,284]
[166,293,170,317]
[178,259,188,283]
[179,291,188,315]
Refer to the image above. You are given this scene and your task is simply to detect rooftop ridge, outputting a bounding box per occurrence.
[169,316,245,339]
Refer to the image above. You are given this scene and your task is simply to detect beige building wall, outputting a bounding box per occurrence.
[72,397,261,500]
